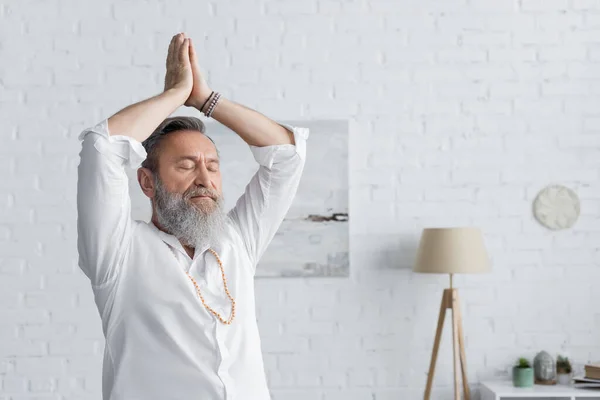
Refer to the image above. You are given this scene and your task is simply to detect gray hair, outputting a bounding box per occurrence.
[141,116,219,173]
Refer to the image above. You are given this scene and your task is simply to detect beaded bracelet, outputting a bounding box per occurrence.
[207,93,221,118]
[201,92,215,114]
[205,92,222,118]
[199,91,214,114]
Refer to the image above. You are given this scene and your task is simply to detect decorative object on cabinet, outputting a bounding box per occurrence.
[512,357,534,388]
[556,355,573,385]
[584,363,600,380]
[413,227,491,400]
[534,350,557,385]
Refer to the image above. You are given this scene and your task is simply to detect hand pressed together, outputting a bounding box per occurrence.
[163,32,213,110]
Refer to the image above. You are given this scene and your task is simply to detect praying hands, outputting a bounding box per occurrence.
[163,32,213,112]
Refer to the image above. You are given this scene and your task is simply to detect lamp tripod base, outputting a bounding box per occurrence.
[423,288,470,400]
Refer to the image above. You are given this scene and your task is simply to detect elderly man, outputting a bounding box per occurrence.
[76,32,308,400]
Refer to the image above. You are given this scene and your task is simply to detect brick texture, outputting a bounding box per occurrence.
[1,0,599,399]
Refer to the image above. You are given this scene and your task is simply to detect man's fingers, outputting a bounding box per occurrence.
[167,33,182,66]
[167,35,176,66]
[166,33,191,78]
[177,36,187,61]
[175,33,185,58]
[180,38,191,63]
[168,33,185,65]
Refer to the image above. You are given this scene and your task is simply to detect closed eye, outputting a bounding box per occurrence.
[207,161,219,172]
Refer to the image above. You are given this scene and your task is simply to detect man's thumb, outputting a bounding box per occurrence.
[188,38,197,63]
[182,38,191,63]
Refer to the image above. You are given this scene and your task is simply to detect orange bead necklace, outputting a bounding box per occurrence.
[185,248,236,325]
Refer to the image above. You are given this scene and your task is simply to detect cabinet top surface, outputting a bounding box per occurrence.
[482,381,600,397]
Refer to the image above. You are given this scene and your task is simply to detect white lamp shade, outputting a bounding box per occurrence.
[413,227,491,274]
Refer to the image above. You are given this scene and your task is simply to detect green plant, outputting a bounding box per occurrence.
[513,357,535,387]
[557,355,572,374]
[516,357,532,369]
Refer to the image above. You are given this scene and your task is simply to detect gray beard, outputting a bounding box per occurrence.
[153,175,228,251]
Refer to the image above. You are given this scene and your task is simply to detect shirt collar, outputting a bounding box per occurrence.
[146,220,209,260]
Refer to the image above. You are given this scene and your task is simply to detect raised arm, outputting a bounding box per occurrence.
[185,39,295,148]
[107,34,193,141]
[185,41,309,271]
[76,33,193,286]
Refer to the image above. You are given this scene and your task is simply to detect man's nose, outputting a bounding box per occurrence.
[194,161,212,188]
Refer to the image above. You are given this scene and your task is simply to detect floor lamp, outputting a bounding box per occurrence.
[413,227,491,400]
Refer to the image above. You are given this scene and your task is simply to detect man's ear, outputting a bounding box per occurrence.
[137,167,156,199]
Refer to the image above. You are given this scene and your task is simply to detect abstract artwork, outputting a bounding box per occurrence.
[210,119,349,278]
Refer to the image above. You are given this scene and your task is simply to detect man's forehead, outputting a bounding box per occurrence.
[162,130,218,159]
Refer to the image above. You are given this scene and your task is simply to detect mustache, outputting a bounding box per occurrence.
[185,186,219,200]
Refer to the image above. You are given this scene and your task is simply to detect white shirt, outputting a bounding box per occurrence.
[76,118,308,400]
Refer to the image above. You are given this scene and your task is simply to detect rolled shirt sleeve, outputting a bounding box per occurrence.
[228,123,309,272]
[76,119,147,287]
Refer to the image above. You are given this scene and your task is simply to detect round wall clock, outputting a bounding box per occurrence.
[533,185,580,230]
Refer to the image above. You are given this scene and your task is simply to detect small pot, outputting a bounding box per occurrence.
[557,373,572,385]
[513,366,534,388]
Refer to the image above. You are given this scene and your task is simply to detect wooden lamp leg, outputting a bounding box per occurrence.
[455,293,470,399]
[424,289,448,400]
[452,290,461,399]
[424,288,470,400]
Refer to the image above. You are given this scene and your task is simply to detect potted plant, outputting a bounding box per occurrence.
[556,355,573,385]
[513,357,534,387]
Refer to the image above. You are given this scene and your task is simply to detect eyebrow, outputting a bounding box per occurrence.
[174,155,219,164]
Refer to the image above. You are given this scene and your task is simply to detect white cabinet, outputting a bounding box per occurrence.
[481,381,600,400]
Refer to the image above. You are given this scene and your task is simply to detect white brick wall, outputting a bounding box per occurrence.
[1,0,599,399]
